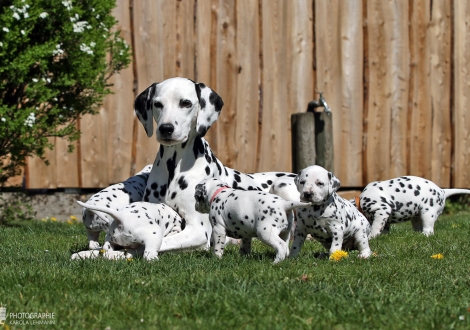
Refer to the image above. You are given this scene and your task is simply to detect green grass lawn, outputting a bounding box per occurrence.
[1,213,470,330]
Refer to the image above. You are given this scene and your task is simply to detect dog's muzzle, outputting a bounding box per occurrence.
[159,123,175,139]
[300,191,324,205]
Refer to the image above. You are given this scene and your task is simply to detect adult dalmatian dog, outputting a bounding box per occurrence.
[132,77,298,253]
[357,176,470,238]
[289,165,372,259]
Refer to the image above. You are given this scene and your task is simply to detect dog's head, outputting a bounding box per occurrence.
[294,165,340,205]
[194,181,210,214]
[134,77,224,146]
[194,178,228,213]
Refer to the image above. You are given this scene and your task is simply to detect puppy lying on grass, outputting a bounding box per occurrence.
[72,201,182,261]
[194,178,310,263]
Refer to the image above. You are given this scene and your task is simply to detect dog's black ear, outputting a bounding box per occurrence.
[135,83,158,137]
[195,82,224,137]
[294,170,302,188]
[328,171,341,194]
[194,183,205,199]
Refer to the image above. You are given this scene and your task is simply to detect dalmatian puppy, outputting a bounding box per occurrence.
[290,165,372,259]
[132,77,299,254]
[358,176,470,238]
[72,201,182,260]
[194,178,310,263]
[81,164,154,250]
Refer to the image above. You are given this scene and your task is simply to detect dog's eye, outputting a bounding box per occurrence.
[299,180,306,185]
[180,99,192,108]
[154,101,163,108]
[317,182,325,187]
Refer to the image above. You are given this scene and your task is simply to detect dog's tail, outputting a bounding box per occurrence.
[444,189,470,199]
[76,201,124,225]
[283,201,311,211]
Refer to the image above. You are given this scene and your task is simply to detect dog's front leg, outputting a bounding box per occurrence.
[289,224,308,258]
[86,229,101,249]
[159,215,211,253]
[329,224,344,255]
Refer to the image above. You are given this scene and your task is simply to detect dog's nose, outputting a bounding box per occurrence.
[302,192,313,200]
[159,123,174,136]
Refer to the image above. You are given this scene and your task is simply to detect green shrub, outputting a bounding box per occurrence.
[0,0,131,186]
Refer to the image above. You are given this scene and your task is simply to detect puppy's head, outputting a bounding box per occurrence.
[295,165,340,205]
[194,181,210,214]
[134,77,224,146]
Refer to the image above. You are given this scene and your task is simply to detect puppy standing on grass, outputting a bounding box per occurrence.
[290,165,372,259]
[73,201,182,260]
[194,178,310,263]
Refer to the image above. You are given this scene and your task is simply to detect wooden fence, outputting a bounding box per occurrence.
[23,0,470,189]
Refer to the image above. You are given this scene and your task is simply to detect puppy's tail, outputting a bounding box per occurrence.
[76,201,124,225]
[444,189,470,199]
[283,201,311,212]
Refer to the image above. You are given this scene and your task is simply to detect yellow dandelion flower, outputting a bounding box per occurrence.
[41,218,47,222]
[127,258,133,262]
[50,217,57,222]
[330,250,349,261]
[67,220,73,225]
[451,224,459,229]
[431,253,444,259]
[70,215,78,221]
[99,249,106,256]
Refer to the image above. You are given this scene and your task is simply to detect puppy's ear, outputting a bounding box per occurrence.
[328,171,341,194]
[195,82,224,137]
[194,183,206,199]
[135,83,158,137]
[294,170,302,190]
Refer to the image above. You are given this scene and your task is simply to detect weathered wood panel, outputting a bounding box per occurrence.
[234,0,260,173]
[132,0,163,172]
[26,139,57,189]
[408,0,433,180]
[259,0,290,172]
[453,0,470,187]
[106,2,135,183]
[315,0,363,185]
[429,0,452,187]
[211,0,238,168]
[365,0,409,182]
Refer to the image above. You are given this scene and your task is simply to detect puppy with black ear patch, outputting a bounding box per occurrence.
[290,165,372,259]
[73,201,182,261]
[194,178,310,264]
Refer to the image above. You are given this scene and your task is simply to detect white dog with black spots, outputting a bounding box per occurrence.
[290,165,372,259]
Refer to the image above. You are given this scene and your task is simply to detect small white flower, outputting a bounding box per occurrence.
[23,12,29,18]
[1,118,6,122]
[459,315,465,321]
[96,14,100,19]
[62,1,73,11]
[73,21,90,33]
[90,42,96,47]
[2,27,9,33]
[0,42,3,47]
[24,112,36,127]
[32,78,38,82]
[53,98,58,101]
[80,43,93,55]
[39,12,48,19]
[21,30,25,35]
[13,12,20,20]
[46,78,51,83]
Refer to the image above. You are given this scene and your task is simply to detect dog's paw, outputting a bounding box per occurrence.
[71,250,100,260]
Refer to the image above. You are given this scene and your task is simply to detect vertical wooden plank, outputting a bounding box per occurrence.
[55,133,79,187]
[408,0,432,179]
[259,0,290,172]
[176,0,195,79]
[233,0,260,173]
[453,0,470,187]
[211,0,238,168]
[287,0,314,170]
[79,104,109,188]
[429,0,452,187]
[197,0,217,146]
[195,0,212,84]
[26,140,57,189]
[106,1,134,183]
[132,0,167,172]
[365,0,409,182]
[315,0,363,185]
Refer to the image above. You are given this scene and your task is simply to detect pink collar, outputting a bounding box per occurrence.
[210,186,229,204]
